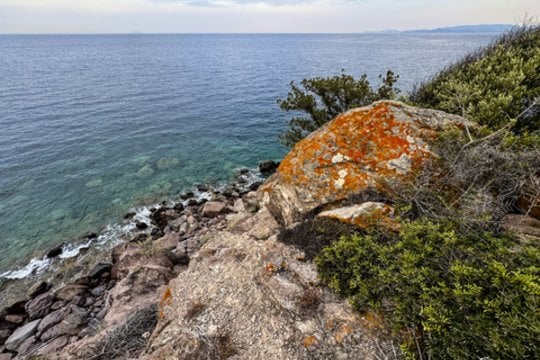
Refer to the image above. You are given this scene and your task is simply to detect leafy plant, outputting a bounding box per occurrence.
[278,70,400,147]
[316,220,540,359]
[410,24,540,135]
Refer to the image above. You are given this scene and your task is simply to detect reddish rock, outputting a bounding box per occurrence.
[4,314,24,325]
[55,285,88,303]
[259,101,471,225]
[201,201,226,218]
[25,293,54,320]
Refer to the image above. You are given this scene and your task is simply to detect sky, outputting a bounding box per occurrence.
[0,0,538,33]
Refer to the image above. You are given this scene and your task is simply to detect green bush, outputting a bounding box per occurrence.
[278,70,399,147]
[410,25,540,134]
[316,220,540,359]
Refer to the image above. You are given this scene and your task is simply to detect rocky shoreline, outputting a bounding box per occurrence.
[0,161,280,359]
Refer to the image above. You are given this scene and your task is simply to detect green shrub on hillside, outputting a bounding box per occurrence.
[316,220,540,359]
[410,25,540,134]
[278,70,399,147]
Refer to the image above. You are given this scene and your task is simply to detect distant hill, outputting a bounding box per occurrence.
[405,24,513,33]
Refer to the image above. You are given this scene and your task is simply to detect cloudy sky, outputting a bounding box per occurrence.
[0,0,538,33]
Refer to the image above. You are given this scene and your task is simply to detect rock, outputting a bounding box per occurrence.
[143,223,393,360]
[151,208,178,229]
[124,211,136,219]
[40,305,87,342]
[243,191,259,213]
[84,232,98,239]
[173,202,184,212]
[166,250,190,266]
[258,101,472,225]
[25,293,54,320]
[233,198,245,213]
[38,306,70,334]
[88,263,112,279]
[28,280,50,298]
[187,199,198,207]
[248,181,263,191]
[4,319,41,351]
[258,160,279,173]
[0,329,12,344]
[55,285,88,303]
[137,164,154,178]
[15,334,36,355]
[180,191,194,200]
[5,314,24,325]
[154,232,180,250]
[197,184,210,192]
[35,335,69,355]
[90,285,107,298]
[0,353,12,360]
[135,221,148,230]
[501,214,540,238]
[317,202,395,229]
[46,244,64,258]
[156,157,180,170]
[201,201,226,218]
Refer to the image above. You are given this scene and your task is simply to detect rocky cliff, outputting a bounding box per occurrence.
[0,101,537,360]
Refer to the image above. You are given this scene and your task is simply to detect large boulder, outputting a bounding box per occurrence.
[259,101,471,225]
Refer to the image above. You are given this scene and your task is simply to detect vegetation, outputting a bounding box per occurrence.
[278,70,399,147]
[410,24,540,135]
[275,24,540,359]
[316,220,539,359]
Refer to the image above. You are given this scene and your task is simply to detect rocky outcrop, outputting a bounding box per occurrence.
[259,100,472,225]
[142,209,394,360]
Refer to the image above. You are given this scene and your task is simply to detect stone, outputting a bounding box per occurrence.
[90,285,107,298]
[135,221,148,230]
[0,353,12,360]
[197,184,210,192]
[46,244,64,258]
[317,202,395,229]
[88,263,112,279]
[258,160,279,173]
[38,306,71,334]
[40,306,87,342]
[201,201,226,218]
[5,314,24,325]
[249,181,263,191]
[0,329,12,344]
[55,285,88,303]
[258,101,472,225]
[180,191,194,200]
[154,232,180,250]
[28,280,50,298]
[15,334,36,355]
[124,211,136,219]
[25,292,54,320]
[243,191,259,213]
[233,198,245,213]
[4,319,41,351]
[35,335,69,355]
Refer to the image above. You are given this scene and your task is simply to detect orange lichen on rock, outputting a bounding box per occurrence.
[333,324,353,344]
[259,101,472,225]
[303,335,318,348]
[159,287,173,319]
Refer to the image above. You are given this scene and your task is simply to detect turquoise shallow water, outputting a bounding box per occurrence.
[0,33,497,273]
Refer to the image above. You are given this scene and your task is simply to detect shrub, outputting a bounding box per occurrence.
[278,70,399,147]
[316,220,540,359]
[410,24,540,134]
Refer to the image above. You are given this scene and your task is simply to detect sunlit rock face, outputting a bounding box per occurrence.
[259,100,471,225]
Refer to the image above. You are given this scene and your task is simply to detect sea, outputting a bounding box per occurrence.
[0,33,498,278]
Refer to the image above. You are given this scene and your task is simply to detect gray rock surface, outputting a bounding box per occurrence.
[4,319,41,351]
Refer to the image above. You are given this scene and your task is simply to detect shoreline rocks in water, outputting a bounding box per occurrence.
[0,168,268,359]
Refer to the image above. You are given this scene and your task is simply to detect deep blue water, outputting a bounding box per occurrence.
[0,33,497,272]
